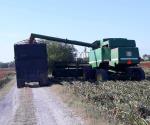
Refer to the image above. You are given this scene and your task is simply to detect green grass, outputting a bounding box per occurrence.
[0,76,11,88]
[0,75,15,101]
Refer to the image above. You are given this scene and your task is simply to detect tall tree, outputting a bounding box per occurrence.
[39,40,77,72]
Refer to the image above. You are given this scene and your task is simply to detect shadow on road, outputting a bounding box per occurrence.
[24,77,63,88]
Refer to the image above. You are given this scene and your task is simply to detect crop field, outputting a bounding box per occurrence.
[140,62,150,68]
[62,68,150,125]
[0,68,15,80]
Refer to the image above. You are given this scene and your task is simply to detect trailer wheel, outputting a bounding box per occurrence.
[127,67,145,81]
[39,79,48,87]
[17,80,25,88]
[95,69,109,81]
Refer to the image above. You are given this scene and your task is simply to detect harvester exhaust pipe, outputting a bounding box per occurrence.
[29,33,93,48]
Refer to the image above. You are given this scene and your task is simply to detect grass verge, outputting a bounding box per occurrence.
[0,75,16,101]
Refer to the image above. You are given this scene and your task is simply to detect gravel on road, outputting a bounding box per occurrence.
[0,81,84,125]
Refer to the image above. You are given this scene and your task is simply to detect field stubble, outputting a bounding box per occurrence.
[60,68,150,125]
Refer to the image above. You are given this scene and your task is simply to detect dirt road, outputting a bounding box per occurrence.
[0,79,84,125]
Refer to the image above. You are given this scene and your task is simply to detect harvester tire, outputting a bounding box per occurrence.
[127,67,145,81]
[83,66,92,80]
[95,69,109,81]
[39,82,47,87]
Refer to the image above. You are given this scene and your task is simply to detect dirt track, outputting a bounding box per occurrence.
[0,79,84,125]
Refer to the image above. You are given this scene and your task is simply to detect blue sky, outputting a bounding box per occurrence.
[0,0,149,62]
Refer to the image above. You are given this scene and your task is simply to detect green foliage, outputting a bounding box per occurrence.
[0,61,15,68]
[0,62,8,68]
[41,40,77,72]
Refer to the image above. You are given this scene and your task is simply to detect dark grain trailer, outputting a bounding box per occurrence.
[14,43,48,88]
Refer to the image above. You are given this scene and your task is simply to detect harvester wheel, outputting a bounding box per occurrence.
[127,67,145,81]
[17,80,25,88]
[83,66,92,80]
[95,69,109,81]
[39,82,47,87]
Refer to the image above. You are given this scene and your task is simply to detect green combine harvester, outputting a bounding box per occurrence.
[26,33,145,81]
[89,38,145,80]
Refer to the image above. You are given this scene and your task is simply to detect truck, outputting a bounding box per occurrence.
[14,42,48,88]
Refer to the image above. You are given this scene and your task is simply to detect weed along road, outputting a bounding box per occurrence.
[0,78,84,125]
